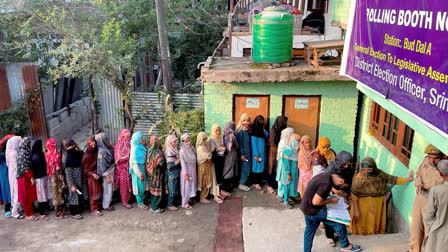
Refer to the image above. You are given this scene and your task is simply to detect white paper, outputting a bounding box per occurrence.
[326,196,350,225]
[246,98,260,108]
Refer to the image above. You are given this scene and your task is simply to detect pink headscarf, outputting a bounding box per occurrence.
[298,135,313,171]
[114,129,131,165]
[45,138,62,177]
[164,135,179,163]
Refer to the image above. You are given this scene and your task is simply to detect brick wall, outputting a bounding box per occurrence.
[204,81,358,153]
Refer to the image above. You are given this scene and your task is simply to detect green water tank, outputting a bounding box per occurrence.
[252,6,293,63]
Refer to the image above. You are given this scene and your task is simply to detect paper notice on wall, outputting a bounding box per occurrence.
[246,98,260,108]
[326,196,350,225]
[294,98,309,109]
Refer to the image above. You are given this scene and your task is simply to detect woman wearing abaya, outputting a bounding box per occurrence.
[267,116,288,194]
[250,115,269,191]
[31,139,51,220]
[95,132,115,211]
[17,137,38,221]
[82,137,103,216]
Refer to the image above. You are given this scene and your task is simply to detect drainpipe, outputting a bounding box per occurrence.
[353,90,364,170]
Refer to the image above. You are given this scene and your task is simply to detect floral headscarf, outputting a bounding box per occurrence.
[164,134,178,164]
[146,135,164,174]
[115,129,131,165]
[316,136,335,163]
[180,133,196,166]
[298,135,313,170]
[16,137,32,178]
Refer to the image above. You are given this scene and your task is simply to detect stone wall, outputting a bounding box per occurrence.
[46,97,91,144]
[203,81,358,153]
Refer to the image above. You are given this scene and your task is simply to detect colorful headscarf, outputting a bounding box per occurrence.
[129,132,146,165]
[316,136,335,163]
[45,138,62,177]
[269,116,288,146]
[196,132,211,165]
[16,137,32,178]
[164,134,179,164]
[115,129,131,165]
[298,135,313,170]
[95,132,114,176]
[351,157,398,197]
[0,136,13,162]
[6,136,22,168]
[180,133,196,166]
[82,137,98,182]
[277,127,294,160]
[224,121,236,152]
[251,115,265,138]
[146,135,164,174]
[210,123,224,148]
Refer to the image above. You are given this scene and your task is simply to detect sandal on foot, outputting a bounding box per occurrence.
[214,198,224,204]
[92,211,103,216]
[239,185,251,191]
[150,208,164,213]
[26,215,39,221]
[71,214,83,220]
[182,205,193,209]
[267,186,276,194]
[123,204,133,209]
[327,239,336,247]
[200,199,211,204]
[254,184,262,191]
[138,204,149,210]
[40,215,50,221]
[15,214,25,219]
[4,212,12,218]
[57,215,69,219]
[167,206,178,211]
[104,206,115,211]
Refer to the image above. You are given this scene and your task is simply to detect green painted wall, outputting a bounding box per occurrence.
[331,0,351,26]
[204,81,358,153]
[357,84,448,229]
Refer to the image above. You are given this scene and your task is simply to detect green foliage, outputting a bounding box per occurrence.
[0,99,30,137]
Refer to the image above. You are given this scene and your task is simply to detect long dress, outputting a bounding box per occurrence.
[0,160,11,207]
[209,138,224,197]
[82,138,102,212]
[251,132,268,176]
[17,170,37,217]
[114,129,131,206]
[45,138,65,217]
[95,133,115,209]
[130,132,148,206]
[179,139,197,208]
[6,136,22,218]
[223,135,239,181]
[276,148,299,203]
[236,129,251,185]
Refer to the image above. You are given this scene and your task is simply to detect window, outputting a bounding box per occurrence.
[369,101,414,166]
[307,0,328,13]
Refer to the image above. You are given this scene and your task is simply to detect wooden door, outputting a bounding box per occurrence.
[282,95,320,147]
[233,95,270,129]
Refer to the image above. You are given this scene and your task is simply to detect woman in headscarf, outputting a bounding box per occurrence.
[95,132,115,211]
[0,136,12,218]
[311,136,336,177]
[82,137,103,216]
[146,135,167,213]
[196,132,213,204]
[114,129,132,209]
[209,123,228,203]
[267,116,288,194]
[165,134,181,211]
[323,150,354,247]
[179,133,197,209]
[6,136,24,219]
[62,138,84,220]
[350,157,413,235]
[45,138,67,219]
[250,115,269,191]
[222,121,239,193]
[276,133,300,209]
[31,139,51,220]
[276,127,294,202]
[236,113,251,192]
[297,135,313,197]
[130,132,149,210]
[16,137,37,220]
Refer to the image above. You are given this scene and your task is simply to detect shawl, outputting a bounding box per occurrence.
[316,136,336,162]
[196,132,212,164]
[129,132,146,164]
[146,135,165,174]
[114,129,131,165]
[224,121,236,152]
[6,136,22,167]
[164,134,179,164]
[180,133,196,166]
[277,127,294,160]
[95,132,114,176]
[285,134,300,161]
[210,123,224,148]
[0,138,10,163]
[82,137,98,182]
[298,135,313,170]
[236,113,250,135]
[45,138,62,177]
[251,115,266,138]
[16,137,32,178]
[31,139,47,179]
[62,139,83,168]
[326,151,353,174]
[351,157,398,197]
[438,160,448,176]
[269,116,288,146]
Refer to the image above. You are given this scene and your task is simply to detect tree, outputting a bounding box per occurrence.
[155,0,173,98]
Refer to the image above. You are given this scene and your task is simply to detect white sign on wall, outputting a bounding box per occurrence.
[246,98,260,108]
[294,98,309,109]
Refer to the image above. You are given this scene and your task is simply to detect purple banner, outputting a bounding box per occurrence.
[343,0,448,136]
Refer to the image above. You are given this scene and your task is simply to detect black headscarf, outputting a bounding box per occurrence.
[251,115,266,138]
[62,139,83,169]
[0,138,9,163]
[17,137,32,178]
[327,151,355,190]
[269,116,288,146]
[31,139,47,179]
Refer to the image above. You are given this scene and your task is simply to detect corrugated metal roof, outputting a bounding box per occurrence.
[97,81,124,145]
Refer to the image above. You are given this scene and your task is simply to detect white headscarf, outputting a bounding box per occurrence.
[277,127,294,160]
[180,133,196,165]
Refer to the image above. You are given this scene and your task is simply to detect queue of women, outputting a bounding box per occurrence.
[1,112,439,248]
